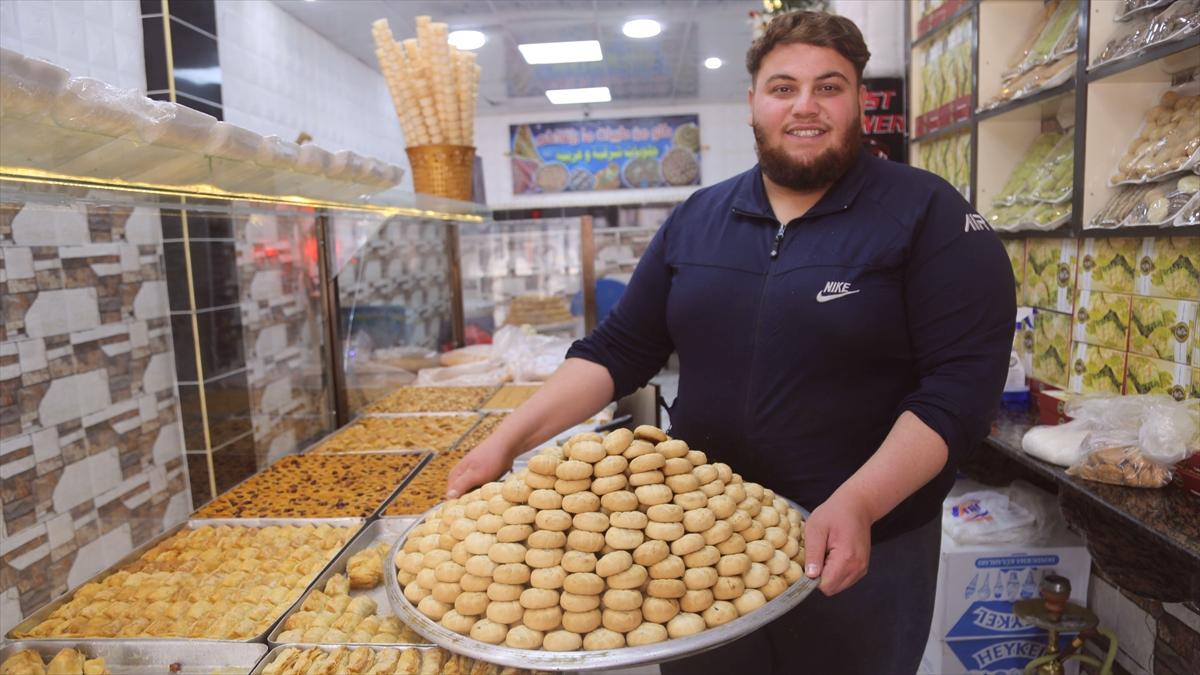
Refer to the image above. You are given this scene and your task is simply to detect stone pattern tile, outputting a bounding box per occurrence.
[234,208,334,469]
[1083,566,1200,675]
[0,199,190,633]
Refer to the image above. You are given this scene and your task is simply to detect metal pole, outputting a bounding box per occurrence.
[581,214,597,334]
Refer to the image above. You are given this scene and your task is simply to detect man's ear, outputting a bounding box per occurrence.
[859,83,868,120]
[747,86,754,126]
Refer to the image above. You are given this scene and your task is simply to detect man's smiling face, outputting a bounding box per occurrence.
[749,42,866,192]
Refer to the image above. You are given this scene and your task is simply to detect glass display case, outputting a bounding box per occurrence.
[458,217,588,344]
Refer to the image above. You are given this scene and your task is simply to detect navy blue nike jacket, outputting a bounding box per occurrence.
[567,151,1017,542]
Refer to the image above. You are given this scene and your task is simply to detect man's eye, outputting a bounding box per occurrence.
[773,86,792,94]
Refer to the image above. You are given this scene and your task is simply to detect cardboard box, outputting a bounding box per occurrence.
[1005,239,1026,306]
[1129,296,1197,365]
[1077,238,1138,294]
[1067,343,1126,395]
[1014,307,1036,374]
[1072,289,1131,351]
[1031,310,1071,388]
[920,634,1079,675]
[1025,239,1078,313]
[1125,353,1196,402]
[1134,236,1200,300]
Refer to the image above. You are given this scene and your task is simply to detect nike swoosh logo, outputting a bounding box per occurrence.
[815,290,861,303]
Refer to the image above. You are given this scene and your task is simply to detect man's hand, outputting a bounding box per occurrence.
[803,488,874,596]
[445,438,513,499]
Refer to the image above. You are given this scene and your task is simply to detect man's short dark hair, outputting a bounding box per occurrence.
[746,11,871,86]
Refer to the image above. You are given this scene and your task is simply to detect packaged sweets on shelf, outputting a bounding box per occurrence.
[1109,85,1200,186]
[1093,0,1200,68]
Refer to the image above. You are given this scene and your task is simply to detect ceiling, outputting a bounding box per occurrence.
[272,0,756,114]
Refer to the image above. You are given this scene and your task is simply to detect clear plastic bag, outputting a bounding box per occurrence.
[1064,395,1200,487]
[1174,190,1200,226]
[1108,83,1200,186]
[1121,174,1200,226]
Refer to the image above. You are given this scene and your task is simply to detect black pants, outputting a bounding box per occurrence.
[660,515,942,675]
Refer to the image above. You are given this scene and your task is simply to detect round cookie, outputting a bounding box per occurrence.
[563,609,602,634]
[602,608,643,633]
[634,425,668,443]
[743,562,770,589]
[703,600,738,627]
[594,455,628,478]
[469,618,508,644]
[684,566,718,590]
[441,609,476,635]
[528,454,561,476]
[563,572,604,596]
[647,579,687,599]
[535,509,572,532]
[555,478,592,495]
[544,629,583,652]
[454,591,489,616]
[604,528,644,551]
[487,583,523,602]
[531,565,568,590]
[520,587,560,610]
[629,470,665,487]
[561,550,597,573]
[501,477,532,504]
[610,511,649,530]
[562,491,601,514]
[590,475,629,495]
[596,551,634,578]
[734,589,766,615]
[666,612,706,638]
[601,490,639,512]
[629,453,665,473]
[488,543,527,564]
[647,503,684,523]
[606,564,649,590]
[560,591,602,613]
[645,521,685,542]
[632,540,670,567]
[680,588,715,614]
[526,548,564,569]
[556,459,593,481]
[703,520,734,546]
[528,530,567,549]
[573,512,609,533]
[568,530,606,553]
[666,473,701,494]
[570,441,606,463]
[528,489,563,510]
[583,627,626,650]
[642,597,681,624]
[627,621,669,646]
[497,524,533,543]
[602,428,634,455]
[713,576,746,600]
[524,471,557,490]
[502,504,536,525]
[649,555,686,580]
[662,457,693,476]
[493,562,531,585]
[636,484,674,507]
[417,596,451,621]
[623,440,656,460]
[602,589,643,611]
[523,606,563,632]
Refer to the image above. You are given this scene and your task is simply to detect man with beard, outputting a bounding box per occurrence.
[445,10,1014,673]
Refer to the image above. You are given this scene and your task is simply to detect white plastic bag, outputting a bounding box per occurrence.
[1021,419,1092,466]
[943,490,1038,545]
[416,358,510,387]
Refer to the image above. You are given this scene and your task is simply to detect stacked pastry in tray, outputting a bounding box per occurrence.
[385,414,509,516]
[274,543,426,645]
[261,646,539,675]
[12,524,353,639]
[392,425,808,652]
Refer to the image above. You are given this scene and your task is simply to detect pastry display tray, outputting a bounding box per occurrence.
[6,518,365,643]
[267,518,427,648]
[384,502,819,671]
[0,640,268,675]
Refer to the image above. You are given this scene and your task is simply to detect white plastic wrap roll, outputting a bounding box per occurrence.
[0,48,69,120]
[51,77,143,137]
[296,143,333,176]
[255,135,300,171]
[326,149,365,181]
[205,121,262,162]
[136,100,217,151]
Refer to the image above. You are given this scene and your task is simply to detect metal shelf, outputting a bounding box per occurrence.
[912,0,978,48]
[975,78,1076,123]
[1087,34,1200,83]
[910,117,972,144]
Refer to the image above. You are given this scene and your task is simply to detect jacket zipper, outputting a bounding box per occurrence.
[732,207,789,439]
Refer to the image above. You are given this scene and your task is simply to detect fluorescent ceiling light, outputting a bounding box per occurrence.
[622,19,661,38]
[518,40,602,65]
[704,57,722,70]
[448,30,486,50]
[545,86,611,105]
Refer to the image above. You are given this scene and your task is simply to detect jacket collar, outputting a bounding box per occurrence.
[731,149,872,223]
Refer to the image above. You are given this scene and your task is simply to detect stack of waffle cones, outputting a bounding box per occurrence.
[371,16,480,148]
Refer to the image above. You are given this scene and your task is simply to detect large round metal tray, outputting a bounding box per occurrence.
[385,499,819,671]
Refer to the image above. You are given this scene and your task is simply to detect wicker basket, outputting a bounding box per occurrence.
[406,144,475,201]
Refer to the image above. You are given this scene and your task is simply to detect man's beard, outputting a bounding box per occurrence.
[753,120,861,192]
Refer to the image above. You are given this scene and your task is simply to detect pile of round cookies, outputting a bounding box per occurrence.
[392,425,808,652]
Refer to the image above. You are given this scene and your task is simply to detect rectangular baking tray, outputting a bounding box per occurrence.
[250,644,442,675]
[0,640,268,675]
[304,413,478,455]
[267,518,426,648]
[5,518,365,643]
[201,450,430,520]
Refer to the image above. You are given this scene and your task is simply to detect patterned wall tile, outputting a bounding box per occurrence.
[0,194,190,625]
